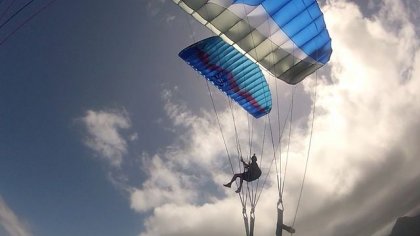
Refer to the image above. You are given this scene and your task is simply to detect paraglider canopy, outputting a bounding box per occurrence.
[179,36,272,118]
[173,0,332,84]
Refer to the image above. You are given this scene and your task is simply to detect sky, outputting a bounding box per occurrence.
[0,0,419,236]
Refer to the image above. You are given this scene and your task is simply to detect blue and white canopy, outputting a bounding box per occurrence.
[179,36,272,118]
[173,0,332,84]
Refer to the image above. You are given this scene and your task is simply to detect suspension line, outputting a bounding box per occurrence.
[291,71,319,233]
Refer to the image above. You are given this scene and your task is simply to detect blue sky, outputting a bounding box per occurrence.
[1,0,420,236]
[0,1,184,235]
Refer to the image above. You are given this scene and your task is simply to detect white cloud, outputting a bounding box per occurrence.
[130,90,235,213]
[130,0,420,235]
[0,196,32,236]
[130,154,199,212]
[81,109,134,167]
[140,199,254,236]
[310,0,418,192]
[130,133,139,141]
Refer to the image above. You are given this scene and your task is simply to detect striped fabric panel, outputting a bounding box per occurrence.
[179,36,272,118]
[173,0,332,84]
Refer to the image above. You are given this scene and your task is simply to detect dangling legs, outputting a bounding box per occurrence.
[282,225,295,234]
[235,177,243,193]
[224,173,243,190]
